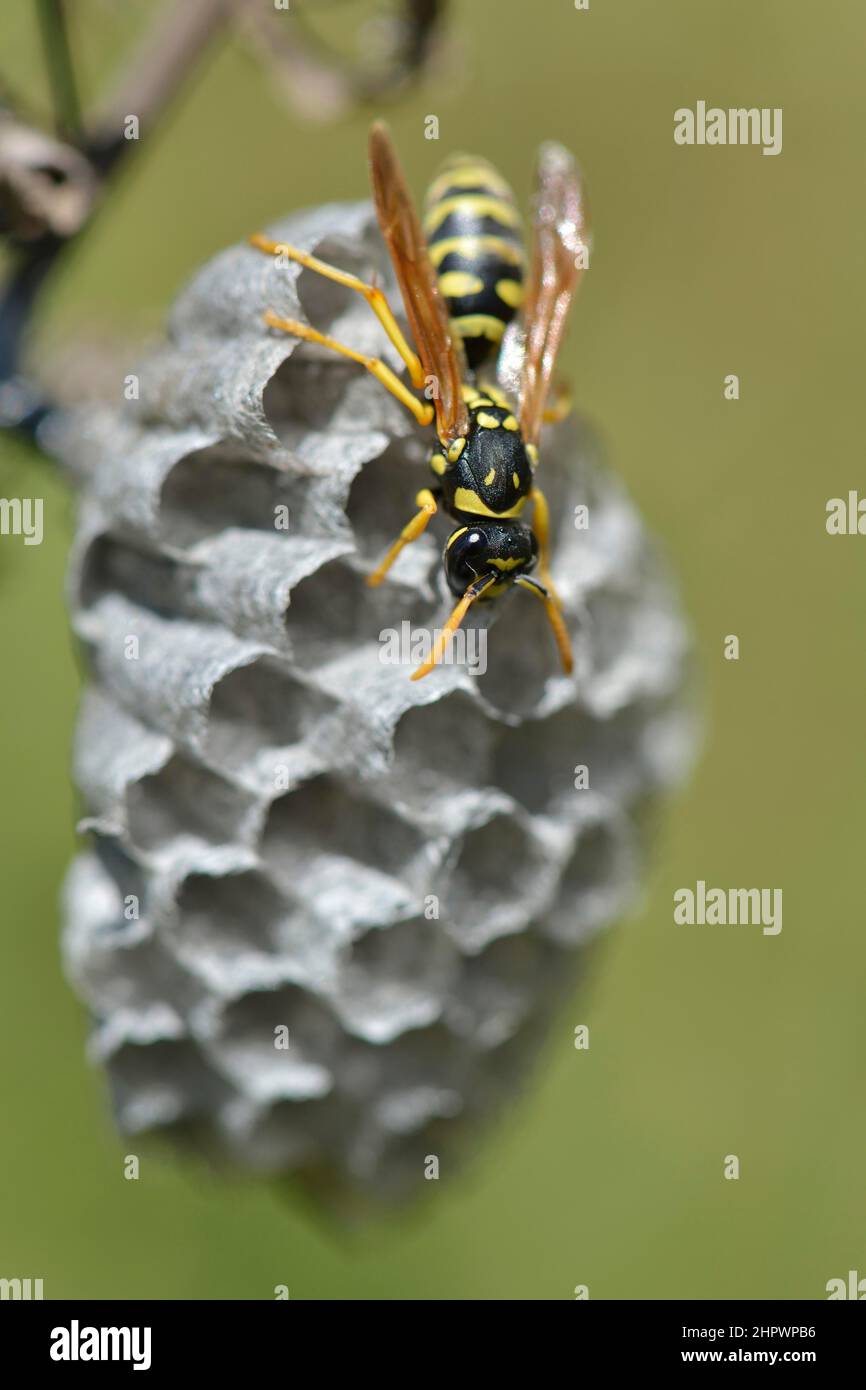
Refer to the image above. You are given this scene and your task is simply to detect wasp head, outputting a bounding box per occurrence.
[443,521,537,598]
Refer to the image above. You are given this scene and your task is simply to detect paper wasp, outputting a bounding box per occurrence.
[250,122,590,680]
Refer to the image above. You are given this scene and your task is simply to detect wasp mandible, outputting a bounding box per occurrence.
[250,123,590,680]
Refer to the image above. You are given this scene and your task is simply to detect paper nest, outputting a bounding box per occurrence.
[59,200,696,1205]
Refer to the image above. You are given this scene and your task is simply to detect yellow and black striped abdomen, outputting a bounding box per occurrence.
[424,154,526,372]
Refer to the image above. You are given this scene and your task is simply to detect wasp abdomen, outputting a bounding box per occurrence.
[423,154,526,372]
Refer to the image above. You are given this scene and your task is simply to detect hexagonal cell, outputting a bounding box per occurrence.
[172,868,289,969]
[91,835,148,928]
[261,774,427,904]
[345,437,432,563]
[443,813,551,953]
[339,1017,549,1192]
[475,583,569,717]
[206,983,339,1104]
[262,228,404,440]
[333,917,458,1043]
[284,558,405,665]
[206,656,335,772]
[489,705,586,815]
[295,1106,473,1206]
[361,1119,468,1202]
[490,703,654,816]
[126,753,259,852]
[327,1080,466,1196]
[443,930,567,1049]
[106,1037,232,1133]
[78,533,181,617]
[71,919,205,1019]
[372,1083,463,1140]
[296,249,361,328]
[524,417,601,545]
[390,692,498,803]
[583,589,638,676]
[287,229,390,329]
[464,1006,556,1115]
[221,1095,323,1172]
[543,817,636,945]
[264,355,368,438]
[581,586,681,709]
[159,444,308,547]
[337,1020,469,1109]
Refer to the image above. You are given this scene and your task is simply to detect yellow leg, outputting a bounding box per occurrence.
[368,489,438,588]
[542,381,572,424]
[250,233,425,389]
[263,311,434,428]
[530,484,563,606]
[411,573,496,682]
[515,575,574,675]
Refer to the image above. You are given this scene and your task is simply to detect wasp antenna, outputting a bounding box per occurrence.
[412,574,496,681]
[514,575,573,675]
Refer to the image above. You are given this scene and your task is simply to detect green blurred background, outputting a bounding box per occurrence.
[1,0,864,1299]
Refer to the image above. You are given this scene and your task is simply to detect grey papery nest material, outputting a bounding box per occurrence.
[60,201,696,1208]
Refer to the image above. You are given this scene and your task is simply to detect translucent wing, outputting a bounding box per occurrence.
[517,142,590,448]
[494,318,525,405]
[369,121,469,442]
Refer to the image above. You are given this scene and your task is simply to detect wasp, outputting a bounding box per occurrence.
[250,123,590,680]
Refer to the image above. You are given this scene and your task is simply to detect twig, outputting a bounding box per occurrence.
[238,0,446,121]
[0,0,445,454]
[0,0,230,447]
[35,0,83,141]
[87,0,231,175]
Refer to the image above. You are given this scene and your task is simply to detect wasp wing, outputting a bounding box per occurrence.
[516,142,590,449]
[494,318,525,406]
[369,121,469,443]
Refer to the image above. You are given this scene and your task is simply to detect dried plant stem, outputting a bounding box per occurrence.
[0,0,229,447]
[35,0,83,141]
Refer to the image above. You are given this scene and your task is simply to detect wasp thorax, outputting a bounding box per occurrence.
[430,392,535,523]
[443,521,538,597]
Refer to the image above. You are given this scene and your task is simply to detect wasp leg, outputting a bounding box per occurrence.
[529,484,564,607]
[542,381,572,424]
[411,573,497,682]
[514,574,574,675]
[367,489,439,588]
[262,311,434,428]
[250,234,426,389]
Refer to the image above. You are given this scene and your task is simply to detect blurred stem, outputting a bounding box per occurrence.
[35,0,82,141]
[88,0,230,175]
[2,0,444,455]
[1,0,229,450]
